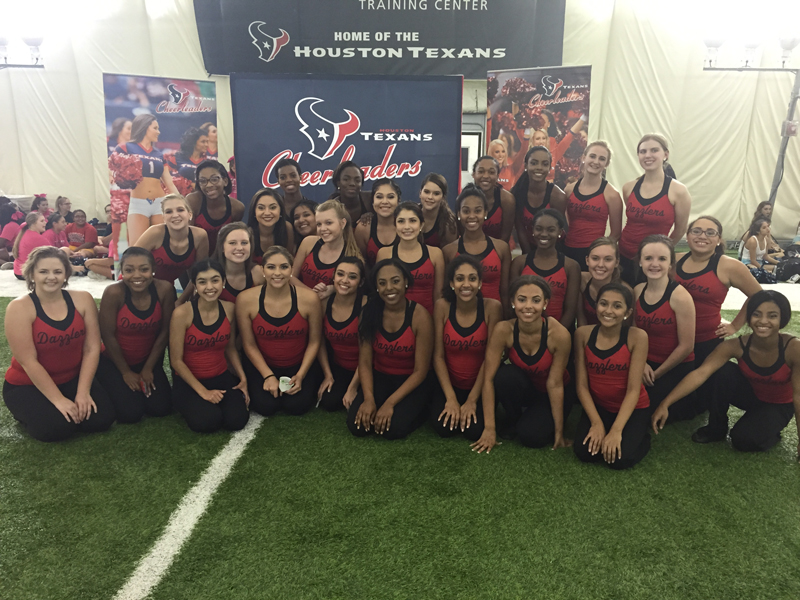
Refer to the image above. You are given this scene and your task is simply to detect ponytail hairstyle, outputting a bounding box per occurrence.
[30,196,48,213]
[687,215,725,257]
[46,212,65,231]
[190,258,226,283]
[637,234,675,271]
[13,212,44,258]
[420,173,456,243]
[597,282,634,327]
[455,183,489,214]
[637,133,671,173]
[316,199,363,261]
[471,154,501,176]
[248,189,289,250]
[442,254,483,303]
[359,258,413,343]
[333,255,367,291]
[587,236,622,282]
[213,221,255,274]
[511,145,553,209]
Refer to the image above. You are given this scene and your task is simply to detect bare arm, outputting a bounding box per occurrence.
[98,285,131,376]
[652,287,695,379]
[143,282,176,373]
[608,328,648,435]
[430,247,445,305]
[383,306,433,408]
[497,239,511,318]
[498,190,516,244]
[669,182,691,245]
[160,167,180,196]
[720,256,763,336]
[432,300,457,402]
[546,320,572,446]
[605,185,623,240]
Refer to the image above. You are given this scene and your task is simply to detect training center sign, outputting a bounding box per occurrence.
[194,0,565,78]
[231,74,463,208]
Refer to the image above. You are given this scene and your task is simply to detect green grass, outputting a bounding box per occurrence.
[1,300,799,599]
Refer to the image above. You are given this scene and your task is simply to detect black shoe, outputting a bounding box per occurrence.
[691,425,727,444]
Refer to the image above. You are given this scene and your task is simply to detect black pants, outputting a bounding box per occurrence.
[563,245,590,272]
[494,363,575,448]
[173,371,249,433]
[693,337,723,414]
[245,357,322,417]
[347,370,434,440]
[429,382,485,441]
[646,360,697,422]
[574,405,651,470]
[319,361,356,412]
[706,362,795,452]
[96,354,172,424]
[3,377,116,442]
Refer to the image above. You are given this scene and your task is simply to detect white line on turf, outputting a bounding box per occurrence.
[113,414,265,600]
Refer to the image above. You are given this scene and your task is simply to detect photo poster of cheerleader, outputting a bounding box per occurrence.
[103,74,217,269]
[486,66,591,190]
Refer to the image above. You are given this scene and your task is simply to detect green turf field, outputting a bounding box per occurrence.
[1,298,799,600]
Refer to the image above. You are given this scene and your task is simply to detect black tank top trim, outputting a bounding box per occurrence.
[312,238,344,271]
[676,252,721,280]
[124,282,158,320]
[370,216,394,252]
[738,334,794,377]
[392,241,429,271]
[583,283,596,309]
[457,235,495,261]
[512,318,548,365]
[161,228,195,263]
[485,186,503,221]
[31,290,75,331]
[637,280,677,315]
[224,270,253,298]
[525,181,554,214]
[379,300,416,342]
[448,298,485,338]
[587,324,627,360]
[325,293,362,331]
[573,178,608,202]
[633,175,672,207]
[258,285,298,326]
[200,195,232,227]
[191,297,225,335]
[525,249,565,278]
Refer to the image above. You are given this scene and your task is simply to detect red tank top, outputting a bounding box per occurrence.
[423,224,440,248]
[182,299,230,379]
[219,270,254,304]
[674,253,728,343]
[584,326,649,412]
[443,300,488,390]
[456,236,503,301]
[482,187,504,239]
[373,300,417,376]
[299,239,342,289]
[393,242,436,314]
[115,283,163,365]
[323,294,362,371]
[565,179,609,248]
[5,291,86,386]
[366,217,395,267]
[737,335,794,404]
[618,177,674,259]
[519,182,553,250]
[582,283,599,326]
[251,285,308,368]
[635,281,694,364]
[508,318,569,392]
[194,196,232,254]
[521,250,568,322]
[151,228,196,283]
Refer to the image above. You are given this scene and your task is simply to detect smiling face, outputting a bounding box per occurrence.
[316,208,344,243]
[639,242,671,281]
[145,120,160,144]
[278,165,301,195]
[372,184,399,218]
[472,158,498,194]
[263,253,292,289]
[533,214,561,250]
[637,139,667,171]
[162,199,191,230]
[532,129,549,146]
[334,262,362,297]
[586,244,618,281]
[687,218,721,255]
[597,290,631,327]
[489,141,507,166]
[255,194,281,228]
[583,144,610,176]
[395,208,422,241]
[458,195,486,232]
[419,181,444,212]
[293,205,316,237]
[33,257,68,292]
[222,229,251,264]
[513,283,548,323]
[73,211,87,227]
[194,268,224,302]
[376,264,406,307]
[338,166,363,199]
[121,255,154,293]
[750,300,782,338]
[198,166,227,201]
[452,264,481,302]
[526,150,551,183]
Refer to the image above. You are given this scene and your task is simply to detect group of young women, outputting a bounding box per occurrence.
[4,133,799,471]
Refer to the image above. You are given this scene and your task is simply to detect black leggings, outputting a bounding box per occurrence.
[3,376,116,442]
[173,371,249,433]
[693,337,724,414]
[347,370,434,440]
[574,405,651,470]
[245,357,323,417]
[429,382,485,441]
[646,360,696,422]
[319,361,357,412]
[494,363,575,448]
[96,354,172,424]
[706,362,795,452]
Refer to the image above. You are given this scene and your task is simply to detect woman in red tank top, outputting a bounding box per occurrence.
[376,202,444,314]
[97,247,175,424]
[655,291,800,455]
[475,275,573,454]
[443,185,511,309]
[237,246,323,417]
[293,199,362,300]
[418,173,457,248]
[355,178,400,267]
[431,255,503,441]
[170,259,249,433]
[574,283,651,469]
[4,247,116,441]
[563,141,623,270]
[471,156,516,244]
[618,134,692,284]
[633,235,696,422]
[577,237,629,327]
[186,160,245,254]
[511,209,580,328]
[211,222,265,304]
[318,257,368,412]
[348,259,434,440]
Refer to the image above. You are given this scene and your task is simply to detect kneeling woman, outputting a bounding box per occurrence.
[4,247,116,441]
[349,259,434,439]
[97,247,175,423]
[237,246,323,416]
[573,283,650,469]
[654,290,800,454]
[169,259,249,433]
[475,276,573,453]
[432,255,503,440]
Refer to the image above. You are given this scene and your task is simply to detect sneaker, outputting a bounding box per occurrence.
[0,262,13,270]
[789,274,800,283]
[691,425,727,444]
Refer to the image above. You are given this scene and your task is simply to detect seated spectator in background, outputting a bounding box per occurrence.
[65,210,98,258]
[12,213,48,280]
[54,196,74,223]
[94,204,112,256]
[30,195,52,218]
[742,201,783,258]
[42,213,70,250]
[0,203,21,266]
[742,218,780,274]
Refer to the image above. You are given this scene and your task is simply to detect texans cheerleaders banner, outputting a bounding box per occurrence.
[486,66,591,190]
[230,74,463,207]
[194,0,565,79]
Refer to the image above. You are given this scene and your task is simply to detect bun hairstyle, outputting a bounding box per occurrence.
[46,212,64,230]
[511,145,553,210]
[442,254,483,303]
[587,236,623,281]
[247,189,289,250]
[637,234,675,269]
[597,282,634,326]
[510,274,552,302]
[195,159,232,195]
[23,246,72,291]
[471,154,501,175]
[746,289,791,329]
[687,215,725,256]
[455,183,488,214]
[358,258,413,343]
[190,258,226,283]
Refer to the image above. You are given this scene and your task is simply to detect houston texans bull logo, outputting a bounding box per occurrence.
[295,97,361,160]
[167,84,189,105]
[249,21,290,63]
[541,75,564,97]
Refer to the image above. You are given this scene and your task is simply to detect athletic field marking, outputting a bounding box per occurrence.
[113,414,265,600]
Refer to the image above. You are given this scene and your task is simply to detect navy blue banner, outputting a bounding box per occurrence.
[231,74,463,208]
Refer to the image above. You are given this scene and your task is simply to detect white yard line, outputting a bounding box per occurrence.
[113,414,265,600]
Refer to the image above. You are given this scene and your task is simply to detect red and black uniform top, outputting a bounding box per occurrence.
[423,224,440,248]
[365,218,395,267]
[565,179,609,249]
[151,228,196,284]
[323,294,362,372]
[5,291,86,386]
[584,325,649,412]
[521,250,569,322]
[298,239,343,290]
[251,285,308,368]
[114,283,163,366]
[673,253,728,343]
[737,335,795,405]
[219,270,254,304]
[519,182,553,250]
[194,196,232,254]
[582,284,599,326]
[634,281,694,364]
[507,318,569,392]
[443,300,488,390]
[373,300,417,376]
[456,236,502,302]
[393,242,436,314]
[618,176,674,260]
[482,187,504,240]
[182,298,230,379]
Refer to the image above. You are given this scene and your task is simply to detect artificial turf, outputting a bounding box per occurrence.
[1,300,799,600]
